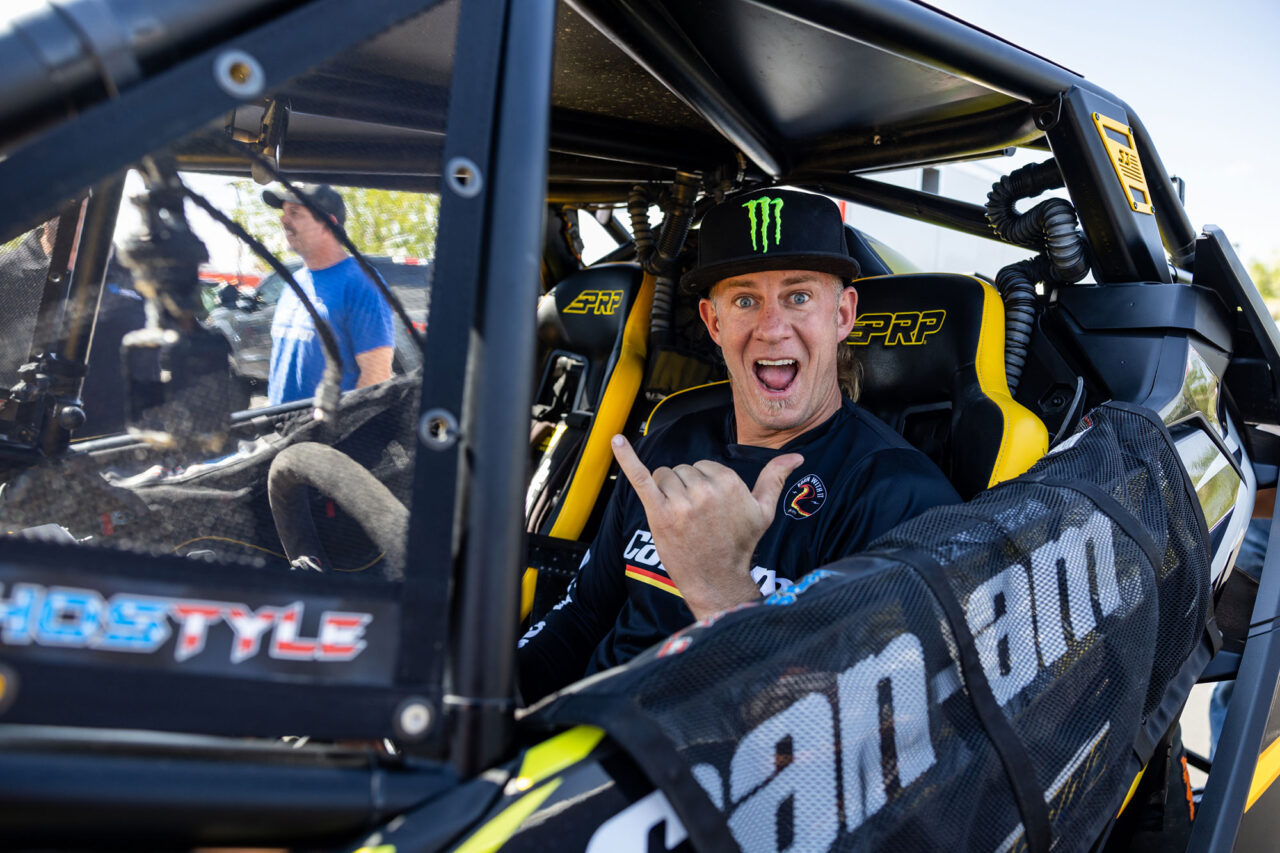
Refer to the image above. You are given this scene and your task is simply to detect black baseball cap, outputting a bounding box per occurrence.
[680,187,860,293]
[262,183,346,226]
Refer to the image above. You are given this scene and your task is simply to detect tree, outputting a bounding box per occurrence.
[1248,255,1280,301]
[340,186,440,258]
[227,180,440,261]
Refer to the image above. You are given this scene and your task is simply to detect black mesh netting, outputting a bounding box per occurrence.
[0,228,52,391]
[529,402,1212,853]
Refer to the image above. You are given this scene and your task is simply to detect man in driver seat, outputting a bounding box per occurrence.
[518,187,960,702]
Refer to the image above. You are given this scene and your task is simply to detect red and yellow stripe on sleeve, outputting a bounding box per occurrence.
[624,564,683,598]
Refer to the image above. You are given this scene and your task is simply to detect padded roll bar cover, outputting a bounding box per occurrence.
[536,268,655,543]
[852,273,1047,498]
[522,269,655,617]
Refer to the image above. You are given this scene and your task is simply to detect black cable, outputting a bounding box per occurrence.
[180,182,344,422]
[212,136,424,353]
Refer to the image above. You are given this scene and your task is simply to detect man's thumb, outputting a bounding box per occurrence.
[752,453,805,513]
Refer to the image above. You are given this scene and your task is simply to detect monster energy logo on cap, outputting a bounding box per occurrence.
[743,196,784,253]
[679,187,860,293]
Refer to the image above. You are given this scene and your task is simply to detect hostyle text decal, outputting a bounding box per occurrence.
[0,583,371,663]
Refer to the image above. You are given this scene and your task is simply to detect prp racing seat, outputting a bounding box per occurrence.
[851,272,1047,499]
[524,263,653,617]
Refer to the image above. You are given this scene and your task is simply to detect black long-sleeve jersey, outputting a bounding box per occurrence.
[517,398,961,702]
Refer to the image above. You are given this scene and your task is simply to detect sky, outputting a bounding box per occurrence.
[927,0,1280,266]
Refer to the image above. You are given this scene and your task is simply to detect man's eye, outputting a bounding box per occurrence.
[733,295,754,309]
[790,292,811,305]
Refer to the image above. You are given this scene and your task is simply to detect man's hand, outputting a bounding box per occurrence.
[611,434,803,621]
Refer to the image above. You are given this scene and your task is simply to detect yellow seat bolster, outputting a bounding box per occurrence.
[520,274,656,619]
[971,277,1049,489]
[986,391,1049,488]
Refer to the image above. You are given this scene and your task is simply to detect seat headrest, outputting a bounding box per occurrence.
[851,273,1002,413]
[537,263,645,361]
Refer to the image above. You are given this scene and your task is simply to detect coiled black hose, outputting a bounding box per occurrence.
[986,160,1064,247]
[649,279,676,339]
[629,175,701,348]
[628,185,675,342]
[1038,198,1089,284]
[994,256,1052,394]
[986,160,1089,285]
[654,174,699,274]
[987,159,1093,394]
[629,187,654,264]
[648,173,700,342]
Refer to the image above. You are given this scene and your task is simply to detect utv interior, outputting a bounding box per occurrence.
[0,1,1277,851]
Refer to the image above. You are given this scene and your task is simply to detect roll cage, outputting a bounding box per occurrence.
[0,0,1278,848]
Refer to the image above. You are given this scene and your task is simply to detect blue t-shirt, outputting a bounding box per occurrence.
[268,257,395,405]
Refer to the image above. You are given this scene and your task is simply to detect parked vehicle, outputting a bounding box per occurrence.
[198,269,261,312]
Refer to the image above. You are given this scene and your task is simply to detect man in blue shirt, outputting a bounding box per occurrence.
[262,184,394,405]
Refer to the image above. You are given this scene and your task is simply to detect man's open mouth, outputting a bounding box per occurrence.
[754,358,798,392]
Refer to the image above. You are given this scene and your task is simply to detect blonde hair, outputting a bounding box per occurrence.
[829,275,862,401]
[838,339,862,401]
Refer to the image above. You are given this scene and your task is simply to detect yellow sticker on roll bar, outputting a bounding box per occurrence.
[1092,112,1154,215]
